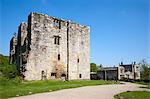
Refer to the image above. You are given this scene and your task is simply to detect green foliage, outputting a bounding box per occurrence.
[133,81,150,89]
[90,63,97,72]
[114,91,150,99]
[0,80,119,98]
[140,61,150,82]
[0,54,18,79]
[0,76,21,86]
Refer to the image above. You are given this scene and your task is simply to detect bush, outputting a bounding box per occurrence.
[90,63,97,72]
[0,55,18,79]
[0,76,21,86]
[140,61,150,82]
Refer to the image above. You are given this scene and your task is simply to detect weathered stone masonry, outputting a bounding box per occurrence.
[10,12,90,81]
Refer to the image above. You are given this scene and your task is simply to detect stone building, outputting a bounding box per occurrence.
[9,12,90,81]
[96,62,140,80]
[97,67,119,80]
[119,62,140,80]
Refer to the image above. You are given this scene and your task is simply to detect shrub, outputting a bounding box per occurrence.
[0,55,18,79]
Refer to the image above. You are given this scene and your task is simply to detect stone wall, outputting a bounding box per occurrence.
[118,66,125,80]
[120,63,141,80]
[16,22,28,73]
[97,67,118,80]
[134,64,140,79]
[9,33,17,64]
[68,22,90,80]
[13,12,90,80]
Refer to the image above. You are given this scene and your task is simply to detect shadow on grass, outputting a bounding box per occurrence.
[139,86,150,89]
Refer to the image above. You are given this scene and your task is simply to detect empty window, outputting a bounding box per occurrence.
[77,59,79,63]
[53,19,61,29]
[54,36,60,45]
[41,71,47,80]
[53,19,59,27]
[58,54,60,60]
[61,74,66,77]
[54,22,59,27]
[42,71,44,75]
[59,21,61,29]
[51,73,56,76]
[51,73,56,79]
[54,37,57,44]
[79,74,82,78]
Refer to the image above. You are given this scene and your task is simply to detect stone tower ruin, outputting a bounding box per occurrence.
[9,12,90,80]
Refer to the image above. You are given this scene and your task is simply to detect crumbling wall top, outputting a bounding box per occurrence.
[29,12,90,28]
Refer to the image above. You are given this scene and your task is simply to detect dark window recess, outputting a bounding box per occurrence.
[61,74,66,77]
[41,71,47,80]
[54,37,57,44]
[42,71,44,75]
[58,54,60,60]
[51,73,56,76]
[59,21,61,29]
[58,37,60,45]
[77,59,79,63]
[79,74,82,78]
[54,36,60,45]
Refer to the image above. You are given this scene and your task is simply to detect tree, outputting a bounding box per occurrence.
[90,63,97,72]
[0,55,18,79]
[140,60,150,82]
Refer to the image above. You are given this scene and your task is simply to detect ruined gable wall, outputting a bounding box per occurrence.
[9,34,17,64]
[16,23,28,72]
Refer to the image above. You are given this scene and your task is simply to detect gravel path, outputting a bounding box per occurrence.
[12,82,150,99]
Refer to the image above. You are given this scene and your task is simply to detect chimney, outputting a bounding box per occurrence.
[121,62,123,65]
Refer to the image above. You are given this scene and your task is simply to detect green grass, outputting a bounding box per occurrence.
[0,79,119,98]
[135,82,150,89]
[114,91,150,99]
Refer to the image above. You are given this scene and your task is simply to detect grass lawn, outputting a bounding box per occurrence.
[135,82,150,89]
[114,91,150,99]
[0,79,119,98]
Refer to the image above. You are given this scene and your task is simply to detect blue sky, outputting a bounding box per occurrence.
[0,0,149,66]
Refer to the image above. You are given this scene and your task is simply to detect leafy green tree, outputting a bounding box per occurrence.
[0,55,18,79]
[90,63,97,72]
[140,60,150,82]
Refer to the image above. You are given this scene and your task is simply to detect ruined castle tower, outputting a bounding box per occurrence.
[9,33,17,64]
[10,12,90,80]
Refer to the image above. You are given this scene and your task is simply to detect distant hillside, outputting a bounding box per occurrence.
[0,53,9,59]
[0,54,9,67]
